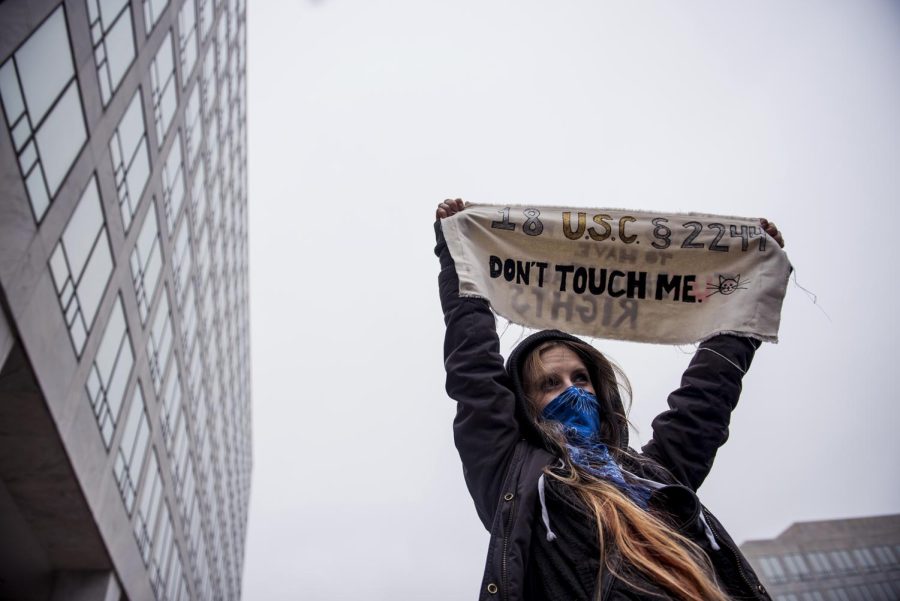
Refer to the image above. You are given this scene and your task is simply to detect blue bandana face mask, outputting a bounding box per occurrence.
[541,386,601,440]
[541,385,651,508]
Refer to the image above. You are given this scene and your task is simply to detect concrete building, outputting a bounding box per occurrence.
[741,515,900,601]
[0,0,250,599]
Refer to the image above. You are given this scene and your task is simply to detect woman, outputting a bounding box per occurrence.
[434,198,784,600]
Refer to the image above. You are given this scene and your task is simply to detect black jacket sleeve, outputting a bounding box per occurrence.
[641,335,758,491]
[435,221,521,529]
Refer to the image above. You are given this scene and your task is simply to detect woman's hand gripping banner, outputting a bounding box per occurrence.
[440,204,792,344]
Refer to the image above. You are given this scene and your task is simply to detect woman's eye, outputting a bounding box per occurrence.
[574,373,589,383]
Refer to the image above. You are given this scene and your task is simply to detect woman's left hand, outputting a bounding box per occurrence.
[760,219,785,248]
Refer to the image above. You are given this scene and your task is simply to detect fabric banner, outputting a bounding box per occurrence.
[441,204,792,344]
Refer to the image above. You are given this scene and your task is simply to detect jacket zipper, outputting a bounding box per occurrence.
[498,443,530,601]
[702,507,763,599]
[501,496,516,600]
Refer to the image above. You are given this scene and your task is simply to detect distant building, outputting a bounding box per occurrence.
[740,514,900,601]
[0,1,249,600]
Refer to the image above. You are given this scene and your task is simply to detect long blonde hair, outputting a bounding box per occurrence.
[524,340,729,601]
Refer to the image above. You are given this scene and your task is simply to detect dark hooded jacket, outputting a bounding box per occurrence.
[435,222,772,601]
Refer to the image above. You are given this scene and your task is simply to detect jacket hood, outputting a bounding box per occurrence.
[505,329,629,450]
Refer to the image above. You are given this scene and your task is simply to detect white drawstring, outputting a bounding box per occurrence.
[697,346,746,375]
[537,474,557,542]
[698,511,721,551]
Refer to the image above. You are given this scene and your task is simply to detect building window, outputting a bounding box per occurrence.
[758,556,786,583]
[143,0,169,35]
[149,500,175,599]
[194,411,209,484]
[178,0,199,85]
[184,84,202,171]
[782,553,809,578]
[845,585,874,601]
[237,15,246,74]
[226,0,237,47]
[227,52,238,110]
[872,545,897,566]
[827,549,855,572]
[114,384,151,514]
[165,556,187,601]
[150,31,177,145]
[216,15,227,78]
[180,461,196,521]
[161,132,186,233]
[805,550,831,574]
[191,158,208,232]
[48,176,113,355]
[135,449,163,563]
[186,495,201,549]
[86,0,135,105]
[86,295,134,447]
[188,342,204,407]
[171,413,191,497]
[110,90,150,230]
[180,281,198,357]
[147,290,174,393]
[828,588,851,601]
[851,547,877,570]
[208,170,221,230]
[130,201,163,323]
[870,583,894,600]
[194,215,210,292]
[195,540,211,600]
[0,6,87,221]
[160,360,183,443]
[222,122,234,184]
[201,285,217,354]
[192,387,207,444]
[887,581,900,598]
[202,442,216,511]
[172,218,192,308]
[201,45,217,119]
[206,110,220,176]
[199,0,214,41]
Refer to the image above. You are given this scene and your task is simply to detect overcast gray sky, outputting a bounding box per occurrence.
[243,1,900,598]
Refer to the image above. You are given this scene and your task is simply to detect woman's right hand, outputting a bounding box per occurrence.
[436,198,465,220]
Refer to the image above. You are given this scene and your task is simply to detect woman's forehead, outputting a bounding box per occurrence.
[536,345,586,370]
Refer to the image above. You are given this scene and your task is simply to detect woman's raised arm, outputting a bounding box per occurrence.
[435,199,522,529]
[641,218,785,490]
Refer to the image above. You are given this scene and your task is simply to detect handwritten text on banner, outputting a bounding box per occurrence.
[440,204,792,344]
